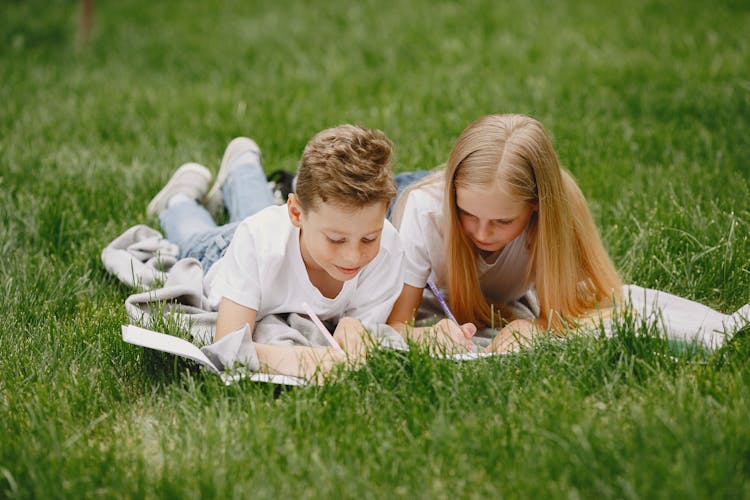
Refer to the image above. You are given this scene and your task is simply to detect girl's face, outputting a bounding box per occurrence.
[455,187,535,253]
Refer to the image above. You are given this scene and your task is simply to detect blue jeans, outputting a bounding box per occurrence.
[159,158,275,271]
[386,170,433,220]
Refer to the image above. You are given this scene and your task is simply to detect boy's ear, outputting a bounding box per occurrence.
[287,194,304,228]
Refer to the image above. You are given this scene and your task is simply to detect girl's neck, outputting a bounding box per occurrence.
[477,246,503,263]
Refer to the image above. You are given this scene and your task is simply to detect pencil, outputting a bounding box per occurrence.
[301,302,344,353]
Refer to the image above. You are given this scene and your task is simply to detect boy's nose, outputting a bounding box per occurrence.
[341,244,362,266]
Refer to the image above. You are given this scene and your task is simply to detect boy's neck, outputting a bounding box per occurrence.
[306,266,344,299]
[298,231,344,299]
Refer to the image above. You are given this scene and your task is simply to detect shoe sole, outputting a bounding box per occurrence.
[205,137,261,215]
[146,162,212,217]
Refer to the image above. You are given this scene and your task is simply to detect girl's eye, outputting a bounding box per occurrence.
[327,237,346,244]
[492,219,513,226]
[361,237,378,244]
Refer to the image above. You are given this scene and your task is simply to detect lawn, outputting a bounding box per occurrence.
[1,0,750,497]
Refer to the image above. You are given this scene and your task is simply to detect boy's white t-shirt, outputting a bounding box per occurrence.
[204,204,404,329]
[398,181,532,304]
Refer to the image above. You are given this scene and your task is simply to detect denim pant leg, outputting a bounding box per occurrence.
[223,160,276,223]
[179,221,241,271]
[160,200,217,252]
[387,170,433,220]
[159,200,239,271]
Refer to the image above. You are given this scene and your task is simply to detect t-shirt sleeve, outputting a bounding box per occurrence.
[398,192,433,288]
[208,224,261,311]
[344,224,404,328]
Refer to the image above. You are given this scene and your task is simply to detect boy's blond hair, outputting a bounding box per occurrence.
[295,124,396,210]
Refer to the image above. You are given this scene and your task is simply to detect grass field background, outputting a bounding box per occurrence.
[2,0,750,497]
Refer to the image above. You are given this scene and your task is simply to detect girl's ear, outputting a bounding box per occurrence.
[287,193,304,228]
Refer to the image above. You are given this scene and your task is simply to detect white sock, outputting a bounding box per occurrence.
[167,193,193,208]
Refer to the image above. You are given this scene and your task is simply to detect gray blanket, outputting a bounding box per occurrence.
[103,225,407,370]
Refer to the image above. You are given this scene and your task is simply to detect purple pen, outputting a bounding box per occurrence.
[426,279,459,325]
[427,279,476,353]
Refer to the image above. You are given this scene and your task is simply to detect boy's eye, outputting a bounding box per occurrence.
[327,237,346,244]
[361,237,378,244]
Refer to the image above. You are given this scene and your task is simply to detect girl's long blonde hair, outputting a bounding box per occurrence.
[408,114,622,331]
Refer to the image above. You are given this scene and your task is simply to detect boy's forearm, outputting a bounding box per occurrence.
[215,297,257,341]
[255,343,345,383]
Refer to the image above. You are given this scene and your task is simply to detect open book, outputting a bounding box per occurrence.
[121,325,309,386]
[122,324,501,387]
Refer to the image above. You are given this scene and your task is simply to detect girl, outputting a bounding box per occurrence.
[387,114,749,352]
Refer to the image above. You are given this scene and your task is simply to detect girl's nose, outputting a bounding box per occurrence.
[476,220,491,241]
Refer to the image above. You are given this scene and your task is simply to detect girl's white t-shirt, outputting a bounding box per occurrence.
[398,181,532,304]
[204,205,404,329]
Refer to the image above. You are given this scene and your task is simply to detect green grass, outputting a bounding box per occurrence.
[2,0,750,497]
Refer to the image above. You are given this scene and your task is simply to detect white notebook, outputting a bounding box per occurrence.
[121,324,502,387]
[121,324,309,386]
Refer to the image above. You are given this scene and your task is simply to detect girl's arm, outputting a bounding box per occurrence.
[486,319,536,353]
[387,284,475,351]
[487,308,618,353]
[215,297,257,341]
[386,284,424,332]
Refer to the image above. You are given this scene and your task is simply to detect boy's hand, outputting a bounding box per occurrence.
[332,316,370,361]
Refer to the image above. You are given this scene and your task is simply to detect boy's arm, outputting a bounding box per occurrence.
[331,317,370,361]
[215,297,257,341]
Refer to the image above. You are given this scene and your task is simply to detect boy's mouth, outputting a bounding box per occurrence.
[335,265,361,276]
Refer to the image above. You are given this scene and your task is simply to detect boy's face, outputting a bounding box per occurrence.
[288,195,387,283]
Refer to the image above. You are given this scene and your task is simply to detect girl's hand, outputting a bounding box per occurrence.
[486,319,535,353]
[459,322,477,339]
[432,318,476,353]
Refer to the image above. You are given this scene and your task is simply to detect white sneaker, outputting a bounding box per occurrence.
[146,162,212,217]
[205,137,261,215]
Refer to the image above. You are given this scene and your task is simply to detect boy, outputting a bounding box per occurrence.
[147,125,403,379]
